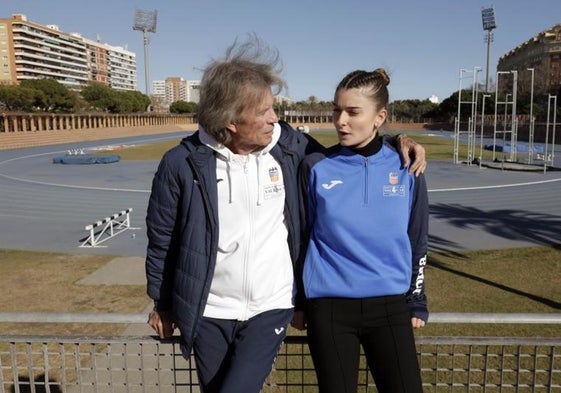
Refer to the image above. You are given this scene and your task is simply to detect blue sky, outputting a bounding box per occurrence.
[2,0,560,102]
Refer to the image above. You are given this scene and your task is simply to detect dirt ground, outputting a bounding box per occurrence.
[0,249,149,336]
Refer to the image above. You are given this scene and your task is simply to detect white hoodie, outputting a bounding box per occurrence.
[199,123,294,321]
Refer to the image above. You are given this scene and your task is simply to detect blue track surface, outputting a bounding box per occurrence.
[1,130,560,257]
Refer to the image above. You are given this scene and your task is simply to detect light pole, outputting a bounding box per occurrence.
[481,7,497,93]
[527,68,535,163]
[479,94,492,168]
[133,9,158,99]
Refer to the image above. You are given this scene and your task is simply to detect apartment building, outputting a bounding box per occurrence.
[0,13,137,91]
[497,23,561,96]
[152,80,165,96]
[165,76,187,104]
[152,77,200,109]
[103,42,137,91]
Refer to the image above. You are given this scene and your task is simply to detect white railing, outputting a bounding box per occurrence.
[2,312,561,325]
[1,313,560,393]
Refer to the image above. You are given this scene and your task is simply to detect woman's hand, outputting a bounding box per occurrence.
[291,311,307,331]
[411,317,426,329]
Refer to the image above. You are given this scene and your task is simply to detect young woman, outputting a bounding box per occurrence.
[297,68,429,393]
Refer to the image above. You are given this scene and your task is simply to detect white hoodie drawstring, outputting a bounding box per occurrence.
[256,154,264,206]
[225,159,233,204]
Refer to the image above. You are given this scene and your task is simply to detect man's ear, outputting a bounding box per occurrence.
[226,122,238,133]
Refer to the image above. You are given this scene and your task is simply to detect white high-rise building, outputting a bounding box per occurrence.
[186,80,200,103]
[0,13,137,91]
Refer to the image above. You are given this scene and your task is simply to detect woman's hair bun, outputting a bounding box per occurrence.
[372,68,390,86]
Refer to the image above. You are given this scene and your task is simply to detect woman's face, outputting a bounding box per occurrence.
[332,88,387,149]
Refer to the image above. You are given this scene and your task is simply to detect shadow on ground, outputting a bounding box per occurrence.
[428,259,561,310]
[429,203,561,256]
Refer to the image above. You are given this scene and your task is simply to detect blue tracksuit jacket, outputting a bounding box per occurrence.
[298,136,429,321]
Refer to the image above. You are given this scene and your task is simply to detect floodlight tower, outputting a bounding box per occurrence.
[481,6,497,93]
[133,8,157,97]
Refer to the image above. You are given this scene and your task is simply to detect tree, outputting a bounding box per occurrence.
[170,100,197,114]
[81,84,115,112]
[81,84,151,113]
[429,89,476,122]
[121,90,151,113]
[307,96,319,110]
[0,85,36,111]
[389,99,439,123]
[19,79,77,112]
[106,95,133,114]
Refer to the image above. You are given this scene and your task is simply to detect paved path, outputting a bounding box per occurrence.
[0,131,560,261]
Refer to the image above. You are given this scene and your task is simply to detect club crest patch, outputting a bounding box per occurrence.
[269,167,279,182]
[384,172,404,196]
[389,172,399,185]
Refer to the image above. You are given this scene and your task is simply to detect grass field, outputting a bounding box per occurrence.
[2,131,560,337]
[107,131,478,162]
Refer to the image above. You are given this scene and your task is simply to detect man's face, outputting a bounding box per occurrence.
[226,89,278,155]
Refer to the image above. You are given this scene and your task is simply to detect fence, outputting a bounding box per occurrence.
[1,313,560,392]
[0,113,440,135]
[0,114,196,134]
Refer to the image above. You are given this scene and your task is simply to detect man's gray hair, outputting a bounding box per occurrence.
[197,34,286,144]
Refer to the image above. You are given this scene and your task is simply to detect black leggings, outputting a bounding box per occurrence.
[306,295,423,393]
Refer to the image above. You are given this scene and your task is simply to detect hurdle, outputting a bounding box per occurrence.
[80,208,134,248]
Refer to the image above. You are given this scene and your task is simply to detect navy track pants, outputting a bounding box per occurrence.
[193,308,293,393]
